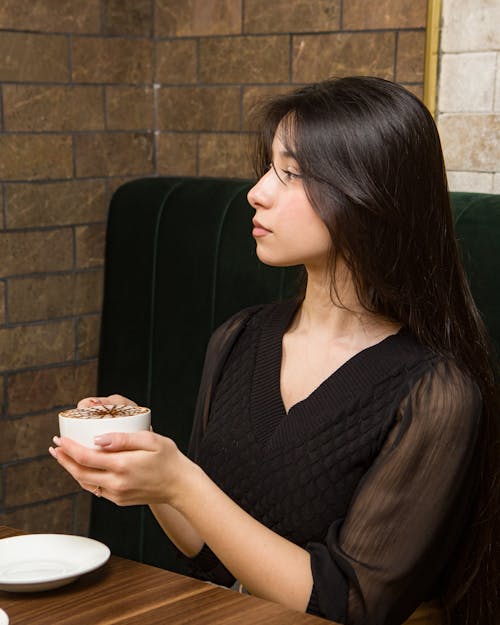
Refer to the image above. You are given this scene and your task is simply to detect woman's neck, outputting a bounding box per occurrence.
[292,266,400,345]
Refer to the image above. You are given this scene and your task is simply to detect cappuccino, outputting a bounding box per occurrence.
[58,404,151,448]
[60,405,150,419]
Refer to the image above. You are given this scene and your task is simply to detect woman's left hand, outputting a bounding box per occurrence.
[49,431,191,507]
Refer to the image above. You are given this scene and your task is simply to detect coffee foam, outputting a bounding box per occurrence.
[59,405,149,419]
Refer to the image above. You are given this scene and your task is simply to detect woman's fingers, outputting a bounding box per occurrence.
[50,432,160,485]
[77,395,137,409]
[93,430,158,452]
[50,431,181,507]
[49,443,107,488]
[52,436,109,468]
[50,438,136,500]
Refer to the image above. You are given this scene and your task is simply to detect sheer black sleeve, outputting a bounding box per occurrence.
[306,359,482,624]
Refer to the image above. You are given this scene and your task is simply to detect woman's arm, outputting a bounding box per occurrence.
[149,503,203,557]
[306,360,482,624]
[50,431,313,612]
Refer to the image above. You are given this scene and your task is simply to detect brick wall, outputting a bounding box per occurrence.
[436,0,500,193]
[0,0,427,536]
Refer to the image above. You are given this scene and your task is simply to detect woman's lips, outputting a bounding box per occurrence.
[252,220,272,237]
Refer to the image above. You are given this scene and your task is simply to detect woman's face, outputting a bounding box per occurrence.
[247,129,331,271]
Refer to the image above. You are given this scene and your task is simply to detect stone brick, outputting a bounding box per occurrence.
[5,180,107,229]
[3,85,104,132]
[0,376,5,416]
[157,133,198,176]
[103,0,153,36]
[446,171,494,193]
[242,85,298,131]
[8,361,98,416]
[441,0,500,52]
[72,37,153,84]
[0,499,74,535]
[156,0,241,37]
[0,135,73,181]
[293,32,395,83]
[199,133,254,179]
[343,0,426,29]
[438,52,496,113]
[106,86,155,130]
[0,0,100,33]
[495,58,500,112]
[396,31,426,83]
[438,114,500,172]
[0,229,73,277]
[0,412,59,463]
[8,271,104,323]
[5,457,79,507]
[0,320,74,373]
[156,40,197,84]
[0,32,69,82]
[244,0,340,33]
[75,225,106,269]
[0,281,5,325]
[158,87,240,131]
[75,133,154,177]
[77,315,101,360]
[200,36,289,84]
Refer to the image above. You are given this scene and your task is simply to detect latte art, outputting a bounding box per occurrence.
[60,405,149,419]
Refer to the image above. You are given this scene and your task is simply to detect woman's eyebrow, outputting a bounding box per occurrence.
[277,148,298,162]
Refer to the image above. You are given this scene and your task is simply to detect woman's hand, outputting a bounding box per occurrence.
[77,394,137,409]
[49,431,193,507]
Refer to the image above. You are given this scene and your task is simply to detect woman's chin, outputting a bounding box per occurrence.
[255,252,297,268]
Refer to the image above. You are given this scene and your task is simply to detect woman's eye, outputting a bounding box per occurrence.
[268,162,302,184]
[281,169,302,182]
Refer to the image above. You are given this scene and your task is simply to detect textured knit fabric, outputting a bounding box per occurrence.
[185,299,482,625]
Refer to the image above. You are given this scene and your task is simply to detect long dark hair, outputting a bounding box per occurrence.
[252,77,499,625]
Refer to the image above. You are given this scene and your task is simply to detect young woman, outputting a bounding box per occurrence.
[50,77,499,625]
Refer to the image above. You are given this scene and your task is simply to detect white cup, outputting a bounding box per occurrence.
[58,405,151,449]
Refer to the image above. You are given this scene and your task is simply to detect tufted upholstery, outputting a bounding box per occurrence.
[90,177,499,573]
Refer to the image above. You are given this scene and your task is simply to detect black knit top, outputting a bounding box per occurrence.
[186,299,482,625]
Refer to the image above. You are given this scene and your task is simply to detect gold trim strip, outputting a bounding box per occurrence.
[423,0,442,117]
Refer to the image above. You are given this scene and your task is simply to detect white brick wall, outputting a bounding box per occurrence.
[440,0,500,52]
[436,0,500,193]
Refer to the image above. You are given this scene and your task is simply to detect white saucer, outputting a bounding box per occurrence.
[0,609,8,625]
[0,534,110,592]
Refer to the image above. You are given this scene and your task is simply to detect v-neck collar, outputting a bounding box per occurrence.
[250,299,299,444]
[250,299,416,448]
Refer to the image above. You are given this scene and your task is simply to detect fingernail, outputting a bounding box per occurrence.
[53,435,61,445]
[94,435,112,447]
[48,446,57,458]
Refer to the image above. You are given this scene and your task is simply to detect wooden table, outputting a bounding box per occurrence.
[0,526,330,624]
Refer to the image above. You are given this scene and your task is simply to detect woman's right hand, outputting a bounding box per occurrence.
[77,394,137,408]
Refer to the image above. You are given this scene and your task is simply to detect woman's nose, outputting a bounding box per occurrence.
[247,169,273,209]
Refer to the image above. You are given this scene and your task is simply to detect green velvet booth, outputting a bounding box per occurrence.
[91,177,500,574]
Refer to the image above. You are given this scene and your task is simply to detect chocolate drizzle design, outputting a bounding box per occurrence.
[60,405,149,419]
